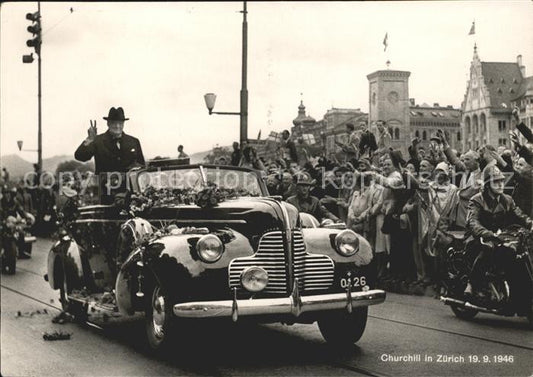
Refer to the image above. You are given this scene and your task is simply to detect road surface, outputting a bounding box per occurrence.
[1,238,531,376]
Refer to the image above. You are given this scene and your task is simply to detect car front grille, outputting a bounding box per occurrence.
[228,230,334,294]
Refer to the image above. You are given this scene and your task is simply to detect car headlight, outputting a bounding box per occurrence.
[240,266,269,292]
[334,230,360,257]
[196,234,224,263]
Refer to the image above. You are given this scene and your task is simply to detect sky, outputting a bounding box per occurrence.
[1,1,532,162]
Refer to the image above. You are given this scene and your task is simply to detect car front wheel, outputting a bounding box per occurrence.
[318,307,368,346]
[145,283,174,351]
[58,264,86,323]
[1,238,18,274]
[527,301,533,330]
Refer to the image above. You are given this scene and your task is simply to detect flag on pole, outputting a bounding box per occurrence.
[383,32,388,51]
[302,134,316,145]
[468,21,475,35]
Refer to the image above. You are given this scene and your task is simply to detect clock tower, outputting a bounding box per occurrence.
[367,70,411,152]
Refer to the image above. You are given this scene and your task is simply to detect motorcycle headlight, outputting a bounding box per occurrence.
[334,230,360,257]
[240,266,269,292]
[196,234,224,263]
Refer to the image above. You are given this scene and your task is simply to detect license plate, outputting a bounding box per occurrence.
[340,276,367,289]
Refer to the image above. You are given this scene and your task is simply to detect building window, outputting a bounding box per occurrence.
[498,138,507,146]
[327,135,335,151]
[415,130,420,138]
[480,113,486,132]
[465,116,471,134]
[422,130,427,140]
[457,131,461,141]
[498,120,507,132]
[394,128,400,140]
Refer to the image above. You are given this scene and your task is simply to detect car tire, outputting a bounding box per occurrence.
[2,238,17,274]
[527,301,533,330]
[23,242,32,256]
[450,304,478,320]
[58,263,87,323]
[145,282,174,351]
[318,307,368,346]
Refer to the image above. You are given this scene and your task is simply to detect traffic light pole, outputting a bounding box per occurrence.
[37,1,42,173]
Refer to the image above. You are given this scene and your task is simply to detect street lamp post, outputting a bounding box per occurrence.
[204,0,248,146]
[37,1,42,173]
[240,0,248,146]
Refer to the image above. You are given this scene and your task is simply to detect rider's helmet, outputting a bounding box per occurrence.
[483,165,505,184]
[483,165,506,194]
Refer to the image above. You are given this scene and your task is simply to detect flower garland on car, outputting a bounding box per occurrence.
[129,183,257,213]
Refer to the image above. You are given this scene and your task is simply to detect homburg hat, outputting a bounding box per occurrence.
[103,107,129,121]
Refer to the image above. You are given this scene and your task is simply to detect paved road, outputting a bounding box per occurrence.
[1,239,532,376]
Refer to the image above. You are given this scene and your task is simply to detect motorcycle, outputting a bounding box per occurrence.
[440,225,533,328]
[1,215,36,274]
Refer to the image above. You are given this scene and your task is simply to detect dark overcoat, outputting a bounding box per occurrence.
[74,131,145,174]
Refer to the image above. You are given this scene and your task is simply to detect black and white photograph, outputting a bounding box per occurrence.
[1,1,532,376]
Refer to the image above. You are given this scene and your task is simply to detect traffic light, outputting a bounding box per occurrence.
[22,53,34,63]
[25,11,41,56]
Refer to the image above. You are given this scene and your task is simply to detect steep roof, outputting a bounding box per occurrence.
[409,105,461,122]
[512,76,533,100]
[481,62,523,111]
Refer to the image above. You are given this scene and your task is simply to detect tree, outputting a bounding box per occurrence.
[55,160,94,175]
[203,146,231,164]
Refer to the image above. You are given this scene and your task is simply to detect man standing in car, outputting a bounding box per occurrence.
[75,107,145,202]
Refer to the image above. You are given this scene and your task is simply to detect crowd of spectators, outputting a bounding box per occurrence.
[3,106,532,295]
[230,107,533,295]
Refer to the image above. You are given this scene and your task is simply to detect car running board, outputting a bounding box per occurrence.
[68,293,143,325]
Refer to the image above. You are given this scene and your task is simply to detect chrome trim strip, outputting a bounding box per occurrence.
[173,289,386,318]
[75,219,247,224]
[278,203,293,294]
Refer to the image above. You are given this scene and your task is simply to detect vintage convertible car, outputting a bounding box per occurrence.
[45,159,385,349]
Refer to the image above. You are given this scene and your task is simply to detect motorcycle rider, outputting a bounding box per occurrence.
[287,172,340,223]
[464,166,533,296]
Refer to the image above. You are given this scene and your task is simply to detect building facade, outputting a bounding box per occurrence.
[409,102,462,151]
[367,70,411,151]
[290,102,367,158]
[511,59,533,131]
[367,69,461,153]
[462,46,531,151]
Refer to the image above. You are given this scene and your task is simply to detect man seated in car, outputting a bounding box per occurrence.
[464,166,533,297]
[287,172,339,223]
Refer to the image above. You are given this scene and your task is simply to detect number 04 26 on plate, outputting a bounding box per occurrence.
[339,275,367,289]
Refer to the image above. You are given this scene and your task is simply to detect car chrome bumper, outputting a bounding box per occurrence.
[173,279,385,320]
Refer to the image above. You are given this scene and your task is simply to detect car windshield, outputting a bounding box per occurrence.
[137,167,262,197]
